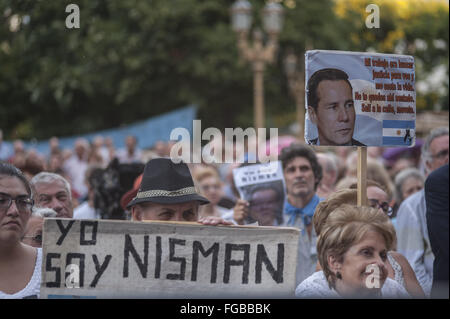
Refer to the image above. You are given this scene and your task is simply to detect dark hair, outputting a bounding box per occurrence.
[280,143,322,190]
[250,184,281,201]
[307,68,352,110]
[0,162,32,196]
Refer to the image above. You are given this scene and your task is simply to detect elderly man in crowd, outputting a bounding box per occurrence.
[127,158,232,226]
[395,126,449,297]
[30,172,74,219]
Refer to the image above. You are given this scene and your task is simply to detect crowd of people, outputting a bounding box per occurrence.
[0,126,448,299]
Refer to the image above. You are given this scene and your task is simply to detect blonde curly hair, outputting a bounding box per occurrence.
[317,204,396,289]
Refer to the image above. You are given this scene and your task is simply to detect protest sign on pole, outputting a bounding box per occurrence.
[40,218,299,298]
[304,50,416,205]
[304,50,416,147]
[232,161,286,226]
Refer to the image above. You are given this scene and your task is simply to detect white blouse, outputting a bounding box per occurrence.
[0,248,41,299]
[295,270,410,299]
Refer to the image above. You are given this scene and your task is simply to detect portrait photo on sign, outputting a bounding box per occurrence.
[232,161,286,226]
[304,50,416,147]
[239,181,285,226]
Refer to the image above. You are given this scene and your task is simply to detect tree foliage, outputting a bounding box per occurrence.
[334,0,449,111]
[0,0,448,140]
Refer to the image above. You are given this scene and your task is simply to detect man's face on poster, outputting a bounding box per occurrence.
[308,79,356,146]
[249,188,280,226]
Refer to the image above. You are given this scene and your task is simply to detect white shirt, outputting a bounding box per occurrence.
[0,248,42,299]
[98,146,111,166]
[63,155,88,198]
[395,190,434,296]
[73,201,100,219]
[295,270,410,299]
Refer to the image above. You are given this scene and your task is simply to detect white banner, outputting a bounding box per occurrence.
[40,218,299,298]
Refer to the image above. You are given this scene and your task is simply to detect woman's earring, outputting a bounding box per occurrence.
[336,271,342,280]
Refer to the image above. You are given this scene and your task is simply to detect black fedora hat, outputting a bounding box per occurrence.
[126,158,209,208]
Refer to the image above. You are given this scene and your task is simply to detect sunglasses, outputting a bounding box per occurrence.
[368,198,393,216]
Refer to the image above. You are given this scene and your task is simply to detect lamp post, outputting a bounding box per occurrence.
[231,0,284,130]
[284,50,305,142]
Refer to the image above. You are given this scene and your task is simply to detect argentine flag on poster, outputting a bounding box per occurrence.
[382,120,415,147]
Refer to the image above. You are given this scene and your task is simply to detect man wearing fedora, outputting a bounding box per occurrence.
[126,158,233,225]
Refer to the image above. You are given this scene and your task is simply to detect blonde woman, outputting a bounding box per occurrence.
[192,166,229,219]
[296,205,409,298]
[312,188,425,298]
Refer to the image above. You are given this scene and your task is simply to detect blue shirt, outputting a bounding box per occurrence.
[281,194,323,287]
[395,190,434,296]
[283,194,322,227]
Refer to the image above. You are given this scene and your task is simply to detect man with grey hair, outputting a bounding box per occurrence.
[30,172,73,219]
[316,152,338,198]
[22,208,57,248]
[395,126,449,297]
[394,167,424,204]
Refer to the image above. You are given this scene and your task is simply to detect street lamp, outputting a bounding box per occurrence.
[231,0,284,130]
[284,50,306,142]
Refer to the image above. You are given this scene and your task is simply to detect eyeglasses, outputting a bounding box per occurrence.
[22,233,42,245]
[431,149,449,160]
[0,194,34,213]
[368,198,393,216]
